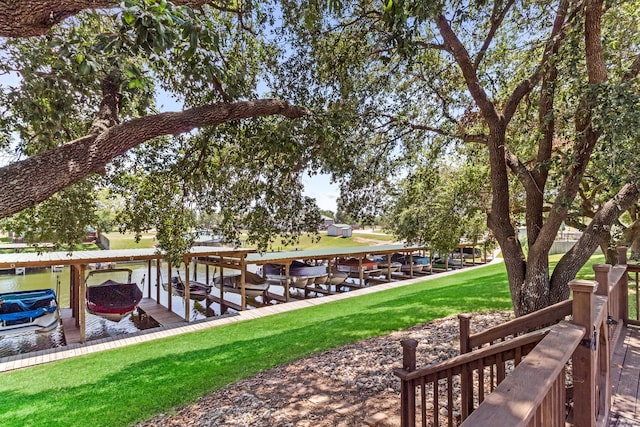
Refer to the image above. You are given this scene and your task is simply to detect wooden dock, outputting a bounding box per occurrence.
[137,298,185,327]
[205,294,243,313]
[60,309,82,345]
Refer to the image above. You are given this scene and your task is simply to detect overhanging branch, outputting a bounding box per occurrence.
[0,0,240,37]
[0,99,308,218]
[502,0,573,123]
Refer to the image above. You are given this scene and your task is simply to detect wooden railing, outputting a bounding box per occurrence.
[624,263,640,326]
[395,247,629,427]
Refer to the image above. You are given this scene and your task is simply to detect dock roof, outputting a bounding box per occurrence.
[242,244,425,264]
[0,246,255,269]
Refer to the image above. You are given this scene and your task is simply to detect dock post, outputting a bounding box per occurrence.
[78,264,87,343]
[147,260,152,298]
[220,265,226,314]
[285,263,291,301]
[156,258,161,303]
[386,253,391,280]
[70,265,78,322]
[240,259,247,311]
[167,262,172,312]
[193,258,198,281]
[184,260,191,321]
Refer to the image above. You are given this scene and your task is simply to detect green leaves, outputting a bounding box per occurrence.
[4,180,100,250]
[385,149,491,254]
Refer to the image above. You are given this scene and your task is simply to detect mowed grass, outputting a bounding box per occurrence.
[104,229,395,251]
[0,262,513,427]
[103,231,158,249]
[0,252,609,426]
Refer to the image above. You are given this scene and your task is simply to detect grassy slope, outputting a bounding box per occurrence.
[104,230,396,251]
[0,263,512,427]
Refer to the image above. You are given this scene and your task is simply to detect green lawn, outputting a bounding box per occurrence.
[104,230,396,251]
[0,262,513,427]
[102,231,158,250]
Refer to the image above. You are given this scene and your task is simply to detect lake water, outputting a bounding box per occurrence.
[0,261,255,358]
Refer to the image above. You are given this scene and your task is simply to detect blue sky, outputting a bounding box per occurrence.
[157,90,339,212]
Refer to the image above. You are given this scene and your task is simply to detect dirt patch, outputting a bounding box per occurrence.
[137,311,513,427]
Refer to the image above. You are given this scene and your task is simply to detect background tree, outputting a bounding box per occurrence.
[318,209,335,219]
[1,1,638,316]
[386,144,491,260]
[277,0,640,315]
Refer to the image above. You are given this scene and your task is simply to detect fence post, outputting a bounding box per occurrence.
[617,246,628,265]
[458,313,472,353]
[570,279,598,427]
[400,339,418,427]
[458,314,473,418]
[617,246,629,325]
[593,264,611,297]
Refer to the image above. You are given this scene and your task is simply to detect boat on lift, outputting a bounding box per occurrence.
[214,271,270,298]
[85,268,143,322]
[162,274,212,301]
[0,288,60,336]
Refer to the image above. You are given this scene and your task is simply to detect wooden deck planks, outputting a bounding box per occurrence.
[137,298,185,326]
[610,326,640,425]
[60,309,82,345]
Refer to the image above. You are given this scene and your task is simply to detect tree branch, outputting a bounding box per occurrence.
[414,40,447,51]
[530,0,608,256]
[0,99,308,219]
[623,53,640,82]
[502,0,573,123]
[473,0,516,69]
[408,123,488,144]
[585,0,607,83]
[380,113,488,144]
[0,0,240,37]
[550,182,639,292]
[505,149,538,191]
[89,70,121,135]
[436,14,500,125]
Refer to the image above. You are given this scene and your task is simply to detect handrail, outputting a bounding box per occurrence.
[464,299,572,350]
[624,263,639,325]
[459,321,584,426]
[396,247,630,427]
[395,328,549,382]
[608,265,626,292]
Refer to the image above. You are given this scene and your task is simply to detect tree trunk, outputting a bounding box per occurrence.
[551,183,639,295]
[0,0,214,37]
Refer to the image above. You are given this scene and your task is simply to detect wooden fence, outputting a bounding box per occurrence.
[395,247,629,427]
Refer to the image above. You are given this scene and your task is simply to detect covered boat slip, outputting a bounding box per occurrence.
[452,242,493,265]
[0,247,255,343]
[194,244,430,304]
[0,244,433,344]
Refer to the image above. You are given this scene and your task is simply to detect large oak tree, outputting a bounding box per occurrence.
[277,0,640,315]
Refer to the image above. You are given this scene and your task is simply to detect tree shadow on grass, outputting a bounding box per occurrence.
[0,266,513,427]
